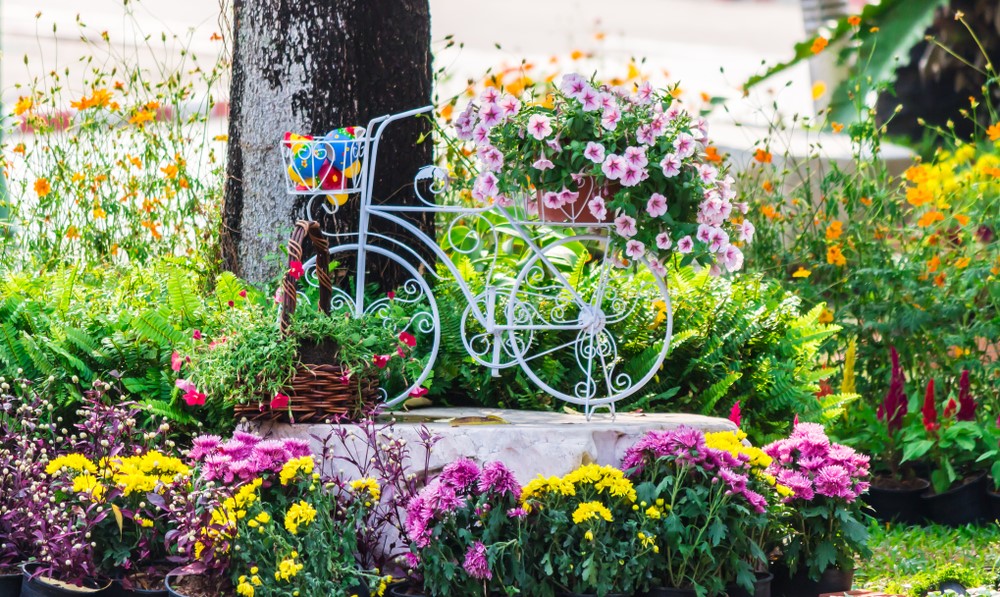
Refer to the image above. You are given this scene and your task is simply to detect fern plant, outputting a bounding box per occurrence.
[0,257,245,431]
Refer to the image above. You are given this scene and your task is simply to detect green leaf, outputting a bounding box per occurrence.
[901,439,934,463]
[814,541,838,571]
[828,0,948,124]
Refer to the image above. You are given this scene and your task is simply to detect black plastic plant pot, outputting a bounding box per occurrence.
[987,487,1000,521]
[769,563,853,597]
[643,588,697,597]
[562,593,631,597]
[725,572,774,597]
[864,477,930,524]
[386,581,427,597]
[20,563,111,597]
[921,473,989,527]
[105,580,167,597]
[0,572,21,597]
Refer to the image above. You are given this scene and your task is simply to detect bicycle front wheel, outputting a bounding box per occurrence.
[505,235,672,414]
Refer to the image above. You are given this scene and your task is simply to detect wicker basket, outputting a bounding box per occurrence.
[234,220,380,424]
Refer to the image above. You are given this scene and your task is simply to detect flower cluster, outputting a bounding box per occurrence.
[455,73,753,274]
[187,431,313,484]
[764,423,870,503]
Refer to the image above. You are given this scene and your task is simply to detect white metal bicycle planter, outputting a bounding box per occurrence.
[281,106,673,418]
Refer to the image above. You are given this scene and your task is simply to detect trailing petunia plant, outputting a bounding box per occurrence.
[451,73,753,275]
[763,423,872,580]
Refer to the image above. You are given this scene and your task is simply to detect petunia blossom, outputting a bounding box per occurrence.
[614,214,638,238]
[655,232,672,250]
[478,103,503,128]
[602,154,627,180]
[677,235,694,253]
[646,193,668,218]
[674,133,696,159]
[527,114,553,140]
[660,153,681,178]
[625,240,645,260]
[584,142,606,163]
[588,196,607,220]
[532,157,555,171]
[601,106,622,130]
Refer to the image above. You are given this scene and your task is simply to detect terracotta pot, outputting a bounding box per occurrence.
[921,472,988,526]
[20,563,111,597]
[538,177,618,224]
[864,476,930,524]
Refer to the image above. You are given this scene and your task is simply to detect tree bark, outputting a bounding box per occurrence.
[222,0,433,287]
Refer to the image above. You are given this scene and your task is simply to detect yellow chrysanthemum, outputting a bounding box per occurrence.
[275,554,303,582]
[572,501,613,524]
[46,454,97,476]
[284,500,317,535]
[350,477,381,502]
[72,473,106,500]
[279,456,315,486]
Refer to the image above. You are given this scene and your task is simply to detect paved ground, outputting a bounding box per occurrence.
[3,0,830,124]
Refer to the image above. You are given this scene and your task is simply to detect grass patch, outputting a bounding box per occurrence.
[857,521,1000,595]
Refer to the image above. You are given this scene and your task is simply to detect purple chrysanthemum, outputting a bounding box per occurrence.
[462,541,492,580]
[478,461,521,498]
[439,458,481,490]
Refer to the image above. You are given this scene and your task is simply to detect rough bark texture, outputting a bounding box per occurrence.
[222,0,433,286]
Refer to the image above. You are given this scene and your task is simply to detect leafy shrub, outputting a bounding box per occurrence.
[0,258,244,430]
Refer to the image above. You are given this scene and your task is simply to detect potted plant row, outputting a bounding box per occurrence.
[854,347,996,527]
[391,423,871,597]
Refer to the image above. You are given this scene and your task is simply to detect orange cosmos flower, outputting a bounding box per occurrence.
[955,214,970,226]
[848,15,861,26]
[831,122,844,133]
[917,210,945,227]
[825,221,843,240]
[906,186,933,207]
[811,37,829,54]
[988,123,1000,141]
[754,148,772,163]
[826,245,846,266]
[34,178,51,197]
[704,146,724,164]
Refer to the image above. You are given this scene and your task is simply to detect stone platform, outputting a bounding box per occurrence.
[256,407,736,484]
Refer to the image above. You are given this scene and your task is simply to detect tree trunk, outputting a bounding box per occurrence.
[222,0,433,287]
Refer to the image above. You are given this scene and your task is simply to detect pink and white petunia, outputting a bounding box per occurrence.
[635,81,655,104]
[624,146,648,169]
[527,114,553,140]
[648,257,667,277]
[478,145,504,171]
[498,94,521,117]
[472,123,491,146]
[696,223,713,244]
[625,239,646,260]
[738,220,755,243]
[558,189,580,205]
[660,153,681,178]
[532,157,555,171]
[650,113,668,137]
[636,124,655,145]
[588,196,607,220]
[479,103,503,128]
[665,105,684,122]
[614,214,638,238]
[542,191,564,209]
[560,74,588,98]
[602,154,627,180]
[696,163,718,185]
[480,87,500,105]
[735,202,750,215]
[674,133,696,158]
[601,106,622,130]
[579,86,602,112]
[708,227,730,253]
[655,231,673,250]
[677,235,694,253]
[584,142,606,163]
[646,193,668,218]
[495,194,514,208]
[719,244,744,272]
[600,92,617,111]
[620,165,645,187]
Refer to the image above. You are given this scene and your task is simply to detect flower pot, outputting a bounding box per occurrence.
[562,593,630,597]
[20,563,110,597]
[770,563,852,597]
[864,476,930,524]
[538,177,618,224]
[106,580,167,597]
[164,574,232,597]
[726,572,774,597]
[921,473,988,527]
[386,581,426,597]
[644,588,697,597]
[0,572,21,597]
[988,487,1000,521]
